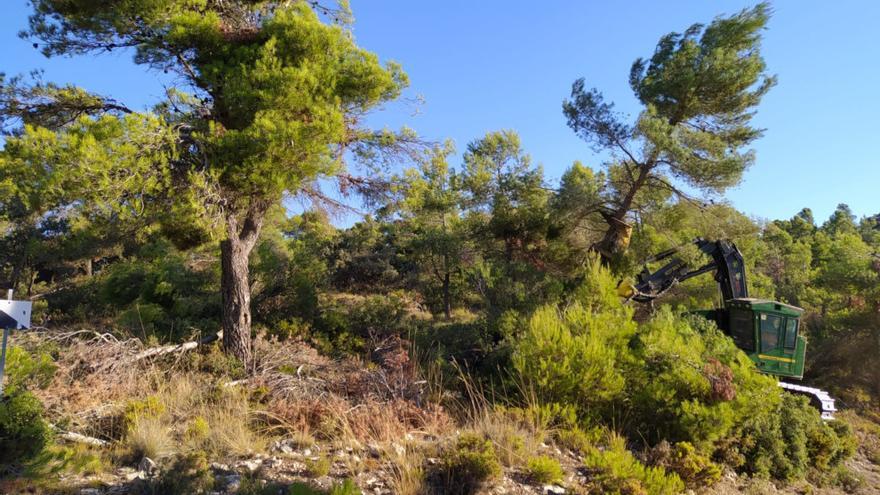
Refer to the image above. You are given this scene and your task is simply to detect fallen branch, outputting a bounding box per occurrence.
[52,426,109,447]
[96,331,222,372]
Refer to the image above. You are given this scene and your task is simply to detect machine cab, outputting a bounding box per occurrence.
[724,298,806,379]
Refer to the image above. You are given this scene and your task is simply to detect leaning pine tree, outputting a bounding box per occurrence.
[563,3,776,263]
[8,1,409,364]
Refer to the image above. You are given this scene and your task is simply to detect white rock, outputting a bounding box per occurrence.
[544,484,565,495]
[392,443,406,457]
[236,459,263,473]
[138,457,157,476]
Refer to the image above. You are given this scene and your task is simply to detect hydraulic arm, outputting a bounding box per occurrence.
[623,238,747,303]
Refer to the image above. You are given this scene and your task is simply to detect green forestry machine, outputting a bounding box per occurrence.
[618,238,837,419]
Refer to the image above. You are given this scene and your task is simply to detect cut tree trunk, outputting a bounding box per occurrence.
[595,214,634,261]
[594,161,652,262]
[219,202,268,367]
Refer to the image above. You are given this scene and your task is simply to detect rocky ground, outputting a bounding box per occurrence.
[43,425,880,495]
[4,330,880,495]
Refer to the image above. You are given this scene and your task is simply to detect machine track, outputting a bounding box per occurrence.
[778,381,837,420]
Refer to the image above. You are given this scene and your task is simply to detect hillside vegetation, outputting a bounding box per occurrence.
[1,1,879,494]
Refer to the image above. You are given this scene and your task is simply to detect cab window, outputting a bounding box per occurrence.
[729,308,755,351]
[760,314,782,351]
[784,318,798,350]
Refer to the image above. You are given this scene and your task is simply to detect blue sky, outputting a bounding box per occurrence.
[3,1,878,224]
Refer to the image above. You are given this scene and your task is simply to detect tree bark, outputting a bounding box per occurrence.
[595,161,652,261]
[220,202,268,366]
[443,270,452,320]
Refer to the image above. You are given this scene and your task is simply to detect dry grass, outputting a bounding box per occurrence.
[126,416,176,460]
[388,450,429,495]
[452,367,548,468]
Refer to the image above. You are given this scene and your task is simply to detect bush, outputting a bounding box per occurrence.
[648,441,721,488]
[23,443,108,479]
[3,346,57,393]
[554,426,600,455]
[726,394,855,480]
[151,452,215,494]
[511,298,636,423]
[513,257,780,448]
[328,479,362,495]
[512,257,857,484]
[0,391,52,472]
[438,433,502,495]
[91,240,219,342]
[284,479,362,495]
[305,455,332,477]
[626,310,779,447]
[526,455,564,484]
[583,434,684,495]
[311,293,415,356]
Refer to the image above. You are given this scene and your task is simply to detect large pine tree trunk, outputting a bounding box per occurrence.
[219,203,267,366]
[221,237,253,365]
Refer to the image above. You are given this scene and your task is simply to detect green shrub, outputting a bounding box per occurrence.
[513,257,781,448]
[90,240,219,342]
[583,433,684,495]
[649,441,721,488]
[807,419,857,471]
[4,346,57,393]
[526,455,564,484]
[23,443,108,479]
[268,317,311,342]
[287,482,325,495]
[305,455,332,477]
[123,395,166,426]
[726,394,854,481]
[438,433,502,495]
[0,391,53,472]
[284,479,361,495]
[151,452,215,494]
[554,426,600,454]
[511,298,636,423]
[312,292,416,356]
[328,479,362,495]
[627,310,780,447]
[187,343,246,379]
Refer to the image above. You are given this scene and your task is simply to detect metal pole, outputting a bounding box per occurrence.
[0,289,11,397]
[0,326,9,397]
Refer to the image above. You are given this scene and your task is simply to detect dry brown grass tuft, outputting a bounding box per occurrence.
[451,368,549,468]
[266,394,451,445]
[388,449,429,495]
[125,416,175,461]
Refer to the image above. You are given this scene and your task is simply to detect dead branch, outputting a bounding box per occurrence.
[53,427,109,447]
[96,331,222,372]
